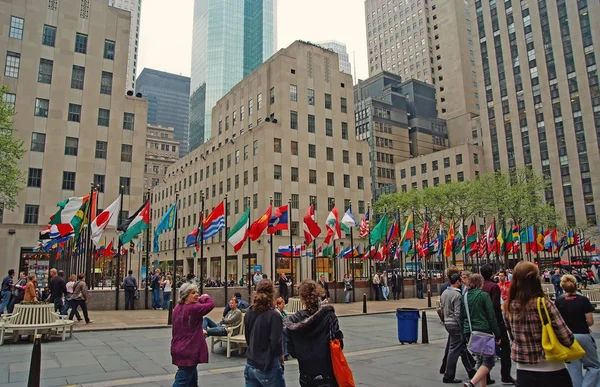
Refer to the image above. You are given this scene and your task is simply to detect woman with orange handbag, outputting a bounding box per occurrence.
[503,262,575,386]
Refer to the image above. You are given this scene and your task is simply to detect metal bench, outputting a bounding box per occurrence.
[0,303,74,345]
[582,289,600,305]
[285,298,303,314]
[210,313,246,358]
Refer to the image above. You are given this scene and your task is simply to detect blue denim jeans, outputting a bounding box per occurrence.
[344,290,351,303]
[53,297,63,312]
[173,365,198,387]
[61,299,81,321]
[244,362,286,387]
[567,333,600,387]
[0,290,12,315]
[152,288,161,309]
[163,291,171,310]
[202,317,227,336]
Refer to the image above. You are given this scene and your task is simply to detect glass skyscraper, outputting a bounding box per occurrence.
[189,0,276,151]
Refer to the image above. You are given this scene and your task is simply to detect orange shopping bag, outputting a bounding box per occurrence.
[330,339,355,387]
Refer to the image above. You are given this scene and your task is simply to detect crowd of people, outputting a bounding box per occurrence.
[439,262,600,387]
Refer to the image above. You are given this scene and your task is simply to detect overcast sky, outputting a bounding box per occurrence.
[137,0,369,83]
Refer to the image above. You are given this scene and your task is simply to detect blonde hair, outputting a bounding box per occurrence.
[560,274,578,293]
[298,279,326,314]
[468,273,483,290]
[69,274,76,282]
[178,283,198,304]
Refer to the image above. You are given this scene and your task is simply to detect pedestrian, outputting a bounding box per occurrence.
[49,268,67,313]
[276,272,290,304]
[543,269,551,284]
[497,271,511,304]
[253,270,262,288]
[416,269,424,299]
[61,274,81,321]
[556,274,600,387]
[151,269,162,310]
[23,273,38,302]
[8,272,26,313]
[162,275,172,310]
[503,261,574,387]
[480,264,515,385]
[123,270,138,311]
[318,275,330,301]
[203,298,242,337]
[391,269,402,300]
[170,283,214,387]
[275,297,289,360]
[372,271,381,301]
[0,269,15,315]
[381,271,390,301]
[222,292,249,316]
[244,280,285,386]
[343,274,353,303]
[441,274,476,384]
[284,279,344,387]
[552,268,563,298]
[69,273,92,324]
[462,273,501,387]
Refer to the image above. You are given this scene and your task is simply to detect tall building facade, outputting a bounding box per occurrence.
[0,0,148,275]
[108,0,141,90]
[152,41,371,283]
[474,0,599,227]
[189,0,277,151]
[364,0,479,121]
[316,41,352,74]
[145,124,179,190]
[136,68,190,156]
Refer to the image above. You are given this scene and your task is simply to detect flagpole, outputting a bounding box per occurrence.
[145,190,152,309]
[504,220,509,270]
[425,208,431,308]
[269,197,274,282]
[289,198,295,297]
[247,205,252,299]
[350,203,356,303]
[367,203,372,301]
[460,210,466,270]
[114,187,124,310]
[412,209,417,298]
[291,197,299,287]
[312,238,317,282]
[224,194,229,303]
[85,183,94,288]
[312,199,317,281]
[168,192,179,325]
[199,192,205,295]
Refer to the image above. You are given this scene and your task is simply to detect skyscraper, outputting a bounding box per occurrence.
[189,0,277,151]
[108,0,141,90]
[316,41,352,75]
[136,68,190,156]
[474,0,599,226]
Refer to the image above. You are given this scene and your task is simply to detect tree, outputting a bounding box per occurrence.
[0,86,25,211]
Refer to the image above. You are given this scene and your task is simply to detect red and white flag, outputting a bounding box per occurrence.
[303,205,322,244]
[91,196,121,247]
[358,210,370,238]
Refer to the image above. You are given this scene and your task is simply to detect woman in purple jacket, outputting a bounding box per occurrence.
[170,283,215,387]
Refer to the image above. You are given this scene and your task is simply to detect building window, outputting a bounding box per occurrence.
[253,140,258,155]
[104,40,115,60]
[244,171,248,185]
[94,174,105,193]
[248,99,253,116]
[253,166,258,182]
[357,153,363,166]
[290,84,297,102]
[68,104,81,122]
[308,144,316,158]
[309,169,317,184]
[443,157,450,168]
[290,111,298,129]
[123,113,135,130]
[120,177,131,195]
[307,88,315,105]
[121,144,132,162]
[432,160,438,170]
[28,168,42,188]
[325,93,332,109]
[327,172,335,186]
[62,171,76,190]
[71,66,85,89]
[3,93,15,111]
[291,167,299,182]
[270,87,275,104]
[308,114,315,133]
[410,166,416,176]
[474,153,479,164]
[31,133,46,152]
[421,163,427,174]
[291,141,298,156]
[5,52,20,78]
[343,150,349,164]
[422,180,428,188]
[445,174,451,183]
[9,16,24,40]
[457,171,464,182]
[75,33,88,54]
[341,97,347,113]
[24,205,39,224]
[34,98,49,117]
[291,194,299,209]
[274,165,282,180]
[38,59,53,84]
[235,150,240,164]
[274,138,281,153]
[358,176,364,189]
[95,141,107,159]
[274,192,282,207]
[326,119,333,136]
[341,122,348,139]
[100,72,113,95]
[456,154,463,165]
[42,25,56,47]
[257,93,262,110]
[326,147,334,161]
[433,177,439,186]
[65,137,78,156]
[98,108,110,126]
[344,174,350,188]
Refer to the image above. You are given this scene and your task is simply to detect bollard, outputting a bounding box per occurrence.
[28,334,42,387]
[427,287,432,308]
[167,299,173,325]
[421,310,429,344]
[362,294,367,314]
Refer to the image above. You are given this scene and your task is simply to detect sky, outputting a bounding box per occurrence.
[137,0,369,83]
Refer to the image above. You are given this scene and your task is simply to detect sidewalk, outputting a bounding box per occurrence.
[74,297,434,332]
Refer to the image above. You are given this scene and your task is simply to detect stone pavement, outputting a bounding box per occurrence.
[72,298,433,332]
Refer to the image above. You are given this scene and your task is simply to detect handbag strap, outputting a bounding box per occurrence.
[537,297,551,325]
[463,291,473,334]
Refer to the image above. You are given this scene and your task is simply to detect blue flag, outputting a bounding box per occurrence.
[154,202,177,252]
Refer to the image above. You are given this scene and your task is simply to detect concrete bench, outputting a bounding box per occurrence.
[0,303,74,345]
[211,313,246,358]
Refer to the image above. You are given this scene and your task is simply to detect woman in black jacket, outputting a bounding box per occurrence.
[284,279,343,387]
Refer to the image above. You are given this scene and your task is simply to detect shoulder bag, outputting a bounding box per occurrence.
[329,317,355,387]
[536,297,585,362]
[464,292,496,357]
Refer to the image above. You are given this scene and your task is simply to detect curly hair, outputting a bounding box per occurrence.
[298,279,325,315]
[252,280,275,313]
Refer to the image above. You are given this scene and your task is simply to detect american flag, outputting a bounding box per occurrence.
[358,210,370,238]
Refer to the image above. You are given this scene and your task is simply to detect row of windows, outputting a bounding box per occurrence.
[29,133,133,163]
[400,171,478,192]
[289,85,348,113]
[400,153,478,178]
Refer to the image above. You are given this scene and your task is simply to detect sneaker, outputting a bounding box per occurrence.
[487,377,496,385]
[501,377,516,385]
[463,382,474,387]
[442,378,462,384]
[86,320,93,324]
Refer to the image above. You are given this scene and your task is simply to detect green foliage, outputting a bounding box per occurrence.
[0,86,25,211]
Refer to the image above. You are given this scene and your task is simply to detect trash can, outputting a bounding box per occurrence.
[396,308,420,343]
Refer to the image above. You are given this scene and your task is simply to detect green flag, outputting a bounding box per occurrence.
[369,213,388,242]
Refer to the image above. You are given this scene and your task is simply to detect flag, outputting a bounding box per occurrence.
[104,241,115,258]
[400,215,414,251]
[303,205,321,244]
[186,227,200,249]
[91,195,121,247]
[363,245,376,260]
[485,221,496,254]
[386,219,399,246]
[96,239,106,259]
[323,245,339,257]
[324,206,341,244]
[203,201,225,240]
[118,200,150,244]
[436,219,444,259]
[496,226,505,254]
[453,235,463,254]
[444,220,455,258]
[153,201,177,252]
[537,228,545,251]
[358,210,370,238]
[317,245,323,256]
[340,209,358,234]
[370,213,388,243]
[419,218,430,247]
[39,224,74,240]
[49,196,90,225]
[544,229,553,250]
[519,227,529,251]
[465,221,477,256]
[511,225,520,252]
[267,205,289,234]
[584,239,597,253]
[277,244,303,257]
[339,246,353,259]
[478,234,487,257]
[551,228,558,247]
[228,208,250,253]
[353,245,361,256]
[248,205,272,241]
[394,244,401,260]
[527,226,537,254]
[376,244,385,261]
